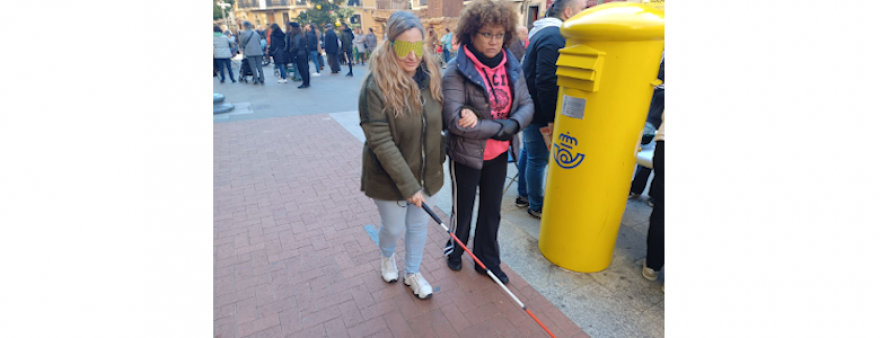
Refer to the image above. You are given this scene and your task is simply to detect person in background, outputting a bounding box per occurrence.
[353,27,366,65]
[225,30,238,56]
[642,111,664,291]
[324,23,341,74]
[508,25,528,61]
[213,25,236,83]
[364,27,378,62]
[306,24,322,77]
[519,25,529,49]
[313,23,326,71]
[240,21,266,85]
[285,22,301,82]
[340,23,355,77]
[517,0,588,217]
[267,23,289,83]
[442,0,533,285]
[629,52,665,206]
[359,11,445,300]
[440,28,453,65]
[288,22,310,89]
[425,26,439,65]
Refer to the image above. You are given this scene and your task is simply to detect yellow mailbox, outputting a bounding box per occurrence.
[538,3,664,273]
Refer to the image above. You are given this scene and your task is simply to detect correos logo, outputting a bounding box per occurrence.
[553,132,585,169]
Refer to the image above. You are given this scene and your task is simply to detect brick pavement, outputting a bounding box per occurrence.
[214,114,590,338]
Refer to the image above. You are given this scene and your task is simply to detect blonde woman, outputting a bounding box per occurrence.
[358,11,445,300]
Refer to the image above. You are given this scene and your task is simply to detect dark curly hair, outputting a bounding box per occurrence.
[454,0,519,49]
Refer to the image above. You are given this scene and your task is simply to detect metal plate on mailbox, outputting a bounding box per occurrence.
[560,95,586,120]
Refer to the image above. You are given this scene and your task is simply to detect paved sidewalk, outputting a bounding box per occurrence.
[214,65,664,338]
[214,115,589,338]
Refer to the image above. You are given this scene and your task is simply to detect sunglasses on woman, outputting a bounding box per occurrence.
[392,40,424,58]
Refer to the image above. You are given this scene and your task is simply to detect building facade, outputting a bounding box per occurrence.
[228,0,660,40]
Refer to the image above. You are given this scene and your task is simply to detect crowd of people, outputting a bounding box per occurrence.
[212,21,380,88]
[357,0,666,301]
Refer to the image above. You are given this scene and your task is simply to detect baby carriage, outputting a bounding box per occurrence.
[238,57,255,83]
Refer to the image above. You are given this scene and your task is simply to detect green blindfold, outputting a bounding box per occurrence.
[392,40,423,58]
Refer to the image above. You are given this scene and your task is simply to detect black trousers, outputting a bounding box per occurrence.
[630,165,654,197]
[446,153,508,270]
[646,141,664,270]
[344,50,354,74]
[327,52,340,72]
[295,56,310,86]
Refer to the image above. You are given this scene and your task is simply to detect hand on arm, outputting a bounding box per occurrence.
[458,108,478,129]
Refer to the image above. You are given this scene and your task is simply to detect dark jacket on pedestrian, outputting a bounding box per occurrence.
[359,67,445,201]
[522,25,565,128]
[268,29,288,64]
[646,54,665,129]
[442,45,534,170]
[324,29,339,54]
[508,37,527,62]
[288,32,308,58]
[307,30,319,51]
[341,28,354,53]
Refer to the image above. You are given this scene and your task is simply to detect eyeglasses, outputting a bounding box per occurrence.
[392,40,423,58]
[478,32,505,41]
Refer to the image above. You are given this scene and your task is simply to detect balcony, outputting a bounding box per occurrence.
[266,0,291,8]
[236,0,305,10]
[376,0,408,10]
[237,0,260,9]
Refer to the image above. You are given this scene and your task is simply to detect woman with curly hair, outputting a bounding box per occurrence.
[359,11,445,300]
[441,0,533,284]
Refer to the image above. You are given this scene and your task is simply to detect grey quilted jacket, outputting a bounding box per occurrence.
[441,48,534,170]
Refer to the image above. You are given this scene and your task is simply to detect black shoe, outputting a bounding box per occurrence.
[231,80,236,83]
[447,256,462,271]
[475,265,509,284]
[297,85,309,89]
[515,196,529,208]
[528,208,542,219]
[220,80,225,84]
[346,73,353,77]
[648,198,654,207]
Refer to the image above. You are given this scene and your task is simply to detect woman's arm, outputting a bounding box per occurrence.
[441,69,502,139]
[359,85,421,199]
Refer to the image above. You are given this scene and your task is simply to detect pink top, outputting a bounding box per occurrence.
[463,47,513,161]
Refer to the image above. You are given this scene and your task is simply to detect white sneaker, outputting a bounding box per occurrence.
[312,72,321,77]
[404,272,433,300]
[642,261,658,281]
[277,79,284,83]
[380,253,398,283]
[280,79,287,83]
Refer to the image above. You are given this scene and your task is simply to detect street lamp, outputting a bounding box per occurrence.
[217,1,232,31]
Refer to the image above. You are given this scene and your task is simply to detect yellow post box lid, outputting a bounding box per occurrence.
[561,2,664,41]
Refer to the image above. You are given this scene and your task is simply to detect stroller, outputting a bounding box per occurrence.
[238,57,255,83]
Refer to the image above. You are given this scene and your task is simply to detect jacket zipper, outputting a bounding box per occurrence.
[420,97,427,189]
